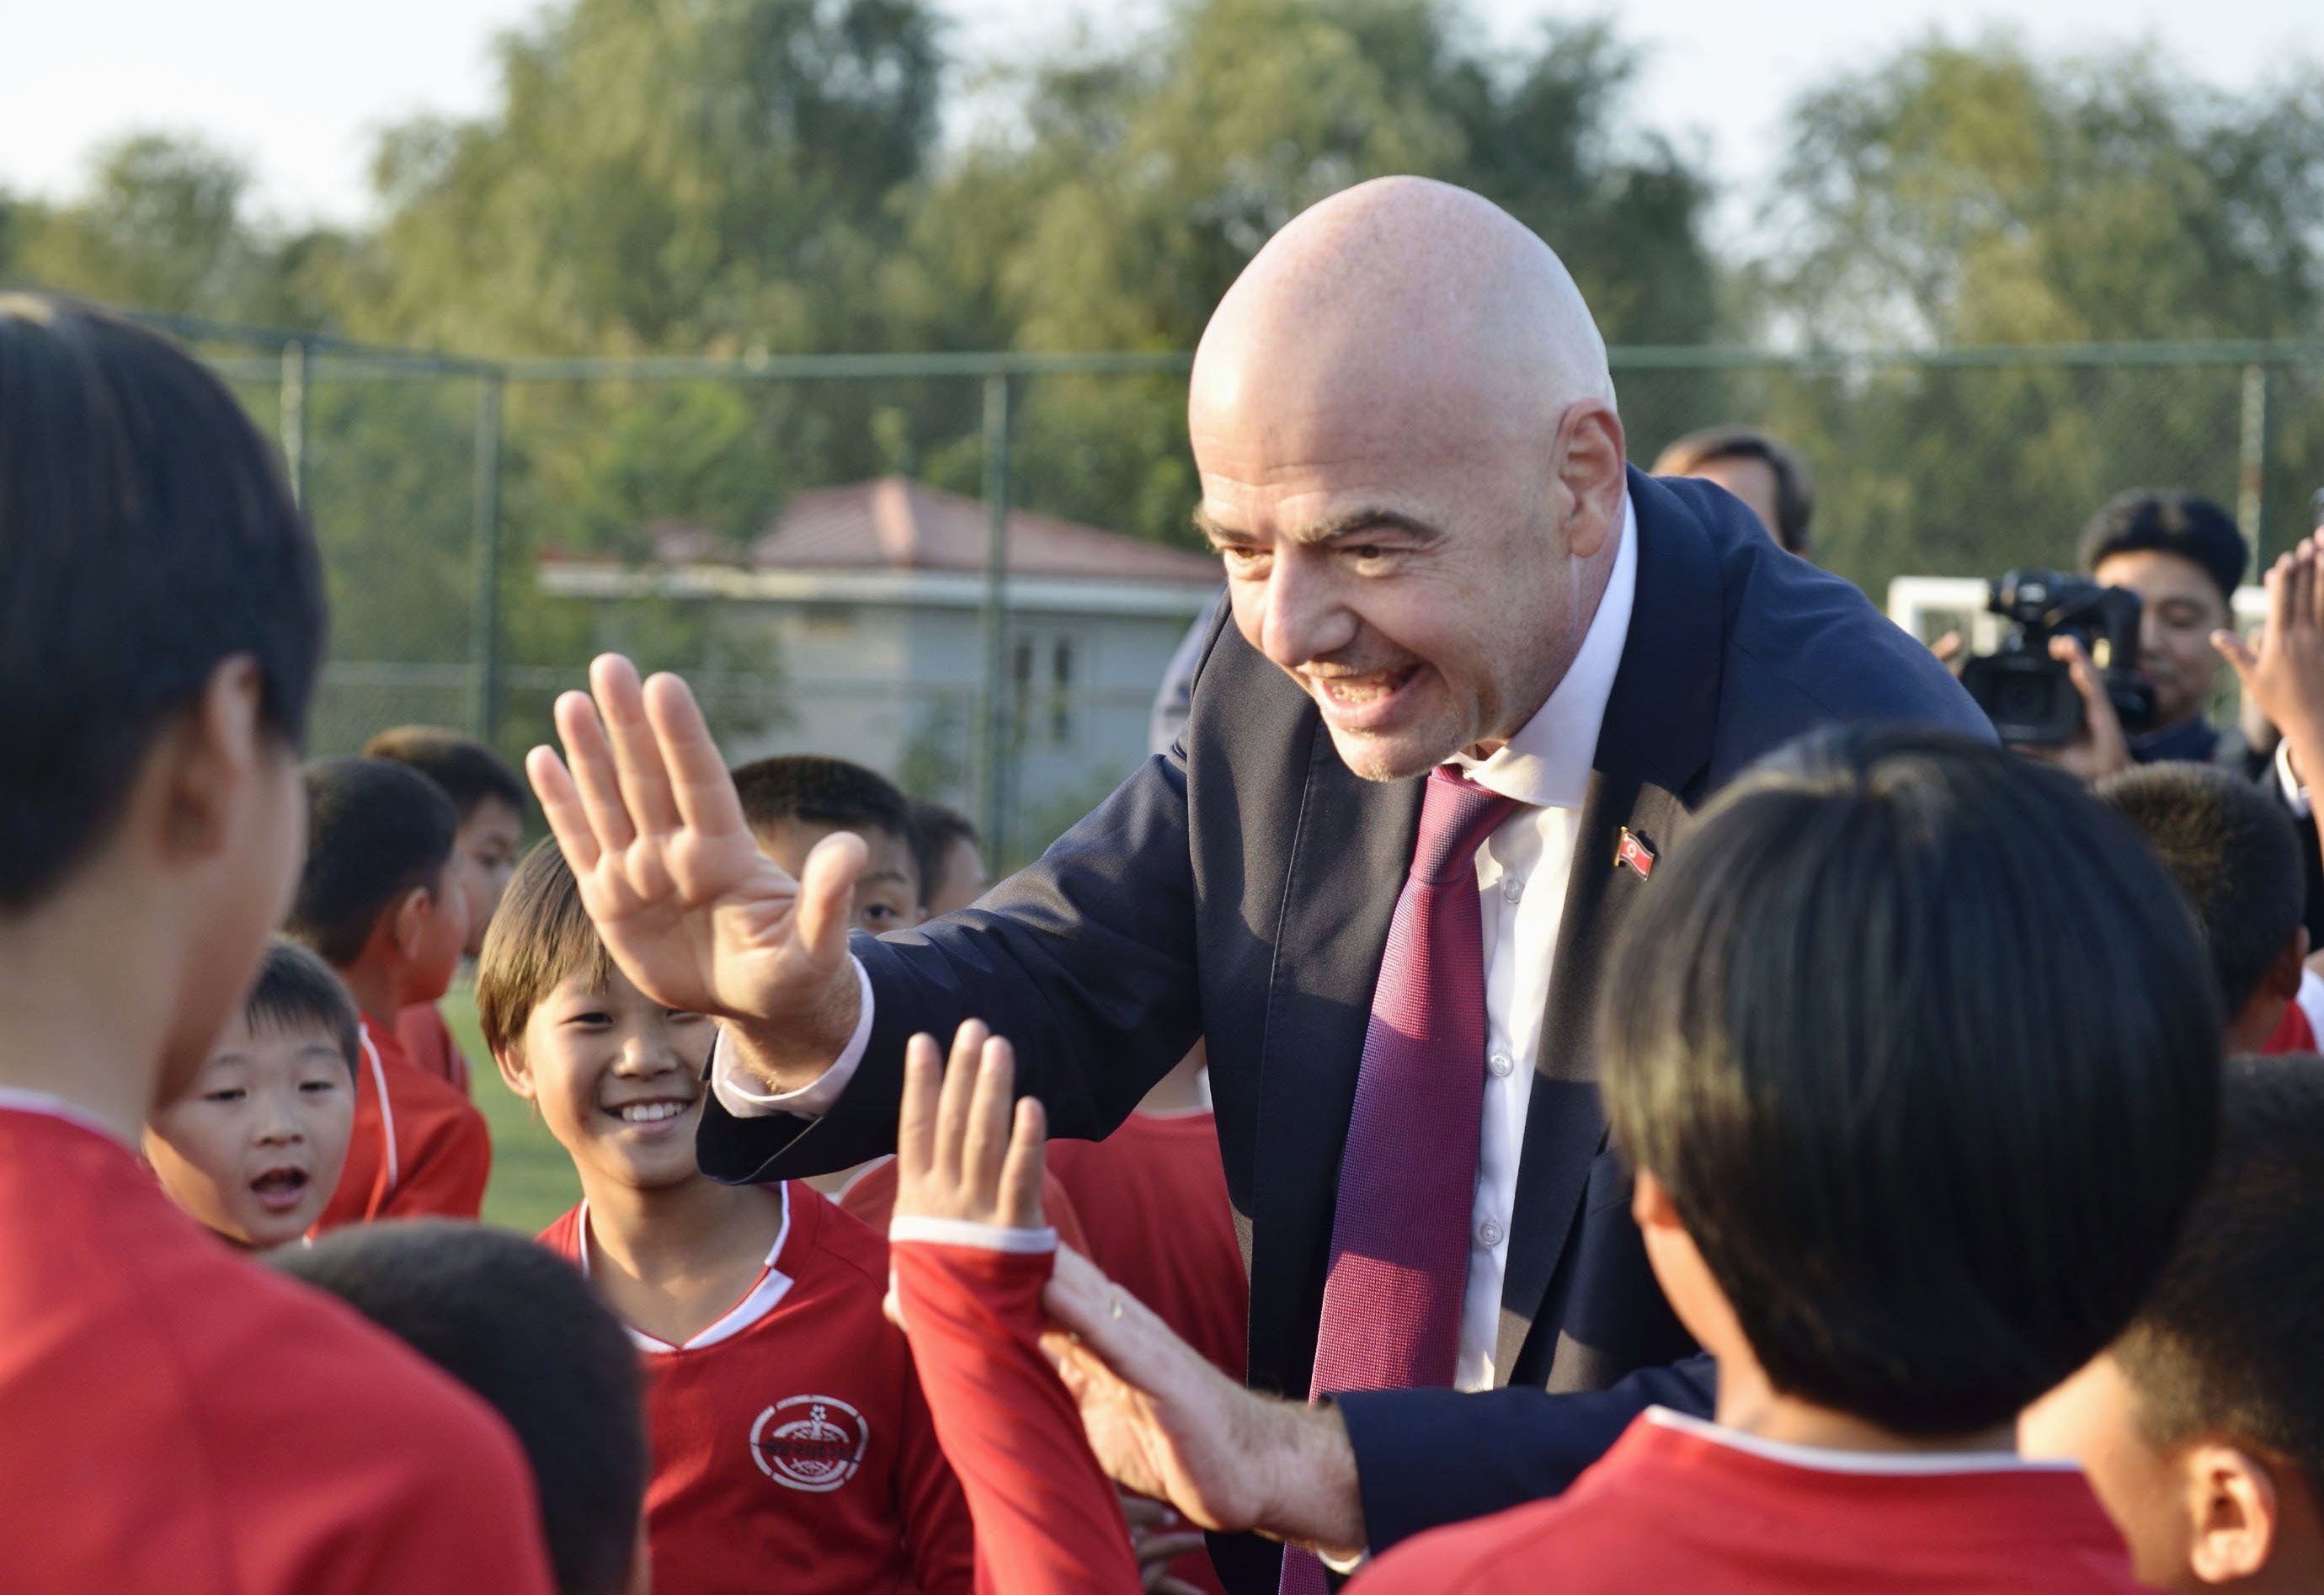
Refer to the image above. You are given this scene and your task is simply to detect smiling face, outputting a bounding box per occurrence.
[1187,178,1628,781]
[144,1006,354,1248]
[498,963,717,1195]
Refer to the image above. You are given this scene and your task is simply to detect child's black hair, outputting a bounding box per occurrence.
[362,725,526,823]
[0,294,323,910]
[275,1221,646,1595]
[2116,1054,2324,1501]
[731,754,914,846]
[1600,726,2221,1436]
[242,938,361,1075]
[2098,762,2305,1019]
[287,759,459,968]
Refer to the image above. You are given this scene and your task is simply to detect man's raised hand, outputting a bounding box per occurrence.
[527,655,866,1080]
[2216,535,2324,765]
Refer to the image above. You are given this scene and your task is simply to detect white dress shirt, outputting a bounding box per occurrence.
[714,497,1642,1395]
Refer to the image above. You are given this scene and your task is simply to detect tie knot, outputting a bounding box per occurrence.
[1411,767,1518,884]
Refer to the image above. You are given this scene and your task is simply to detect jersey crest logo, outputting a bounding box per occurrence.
[751,1395,869,1492]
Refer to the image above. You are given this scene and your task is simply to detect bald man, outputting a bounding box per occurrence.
[533,179,1986,1591]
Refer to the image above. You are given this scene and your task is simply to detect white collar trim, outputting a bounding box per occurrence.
[1452,493,1638,811]
[1643,1406,2080,1476]
[579,1183,797,1354]
[0,1085,133,1147]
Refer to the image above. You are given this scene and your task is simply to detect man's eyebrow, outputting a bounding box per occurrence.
[1191,506,1249,546]
[1287,509,1444,547]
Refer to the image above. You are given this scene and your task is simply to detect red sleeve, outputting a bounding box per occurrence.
[377,1094,492,1221]
[895,1341,979,1595]
[890,1240,1140,1595]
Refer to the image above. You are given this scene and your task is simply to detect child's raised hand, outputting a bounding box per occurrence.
[893,1021,1047,1231]
[527,655,866,1075]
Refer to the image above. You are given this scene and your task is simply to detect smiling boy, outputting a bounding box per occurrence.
[479,840,973,1595]
[145,939,359,1249]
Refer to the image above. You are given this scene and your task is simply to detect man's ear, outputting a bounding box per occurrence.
[2185,1441,2280,1584]
[1554,401,1628,562]
[157,655,270,867]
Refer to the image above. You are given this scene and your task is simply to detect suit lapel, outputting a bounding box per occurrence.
[1495,468,1724,1379]
[1243,720,1423,1398]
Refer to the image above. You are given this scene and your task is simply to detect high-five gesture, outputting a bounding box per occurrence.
[2216,535,2324,776]
[527,655,865,1085]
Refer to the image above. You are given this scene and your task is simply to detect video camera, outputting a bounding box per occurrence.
[1959,570,2156,746]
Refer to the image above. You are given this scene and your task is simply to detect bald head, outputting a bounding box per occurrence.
[1188,178,1631,782]
[1192,178,1614,458]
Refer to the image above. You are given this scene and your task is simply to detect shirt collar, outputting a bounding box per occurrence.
[0,1085,135,1147]
[1451,492,1639,811]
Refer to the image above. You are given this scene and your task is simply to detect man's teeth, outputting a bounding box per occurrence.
[616,1101,689,1124]
[1319,675,1399,704]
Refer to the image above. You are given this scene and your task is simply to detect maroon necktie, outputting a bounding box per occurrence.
[1280,767,1516,1595]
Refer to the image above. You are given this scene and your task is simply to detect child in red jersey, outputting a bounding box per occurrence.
[144,939,359,1249]
[2098,763,2311,1054]
[0,294,552,1595]
[2023,1054,2324,1594]
[366,724,530,1091]
[890,732,2226,1595]
[479,839,974,1595]
[289,755,493,1228]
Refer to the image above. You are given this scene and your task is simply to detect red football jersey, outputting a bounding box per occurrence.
[396,999,472,1093]
[2263,997,2316,1054]
[1046,1111,1245,1595]
[888,1230,1141,1595]
[315,1012,492,1231]
[541,1183,974,1595]
[1356,1407,2145,1594]
[834,1154,1093,1256]
[0,1094,555,1595]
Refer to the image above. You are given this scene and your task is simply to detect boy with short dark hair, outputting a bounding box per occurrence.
[279,1221,652,1595]
[145,938,360,1249]
[365,723,529,1090]
[2023,1054,2324,1592]
[478,840,974,1595]
[288,755,492,1227]
[908,797,989,918]
[2099,762,2312,1050]
[0,293,551,1593]
[734,754,927,932]
[886,728,2224,1594]
[730,756,1090,1248]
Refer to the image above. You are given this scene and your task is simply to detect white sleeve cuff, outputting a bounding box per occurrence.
[2279,739,2313,819]
[888,1216,1059,1253]
[707,957,876,1118]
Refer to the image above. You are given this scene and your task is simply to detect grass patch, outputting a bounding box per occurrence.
[440,977,581,1235]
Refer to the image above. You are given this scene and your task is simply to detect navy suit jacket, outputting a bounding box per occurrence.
[698,467,1991,1589]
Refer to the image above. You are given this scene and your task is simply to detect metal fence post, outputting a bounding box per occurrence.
[2239,362,2269,560]
[974,373,1014,858]
[472,371,506,745]
[280,339,310,512]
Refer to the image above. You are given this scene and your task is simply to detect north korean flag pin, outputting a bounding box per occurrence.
[1615,827,1656,881]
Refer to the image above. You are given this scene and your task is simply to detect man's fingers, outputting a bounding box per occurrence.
[898,1032,944,1186]
[593,655,683,839]
[526,745,601,874]
[792,831,869,963]
[553,686,638,853]
[642,672,753,838]
[2269,551,2299,645]
[2290,549,2316,641]
[931,1018,989,1187]
[960,1035,1018,1206]
[998,1093,1047,1230]
[2213,628,2258,682]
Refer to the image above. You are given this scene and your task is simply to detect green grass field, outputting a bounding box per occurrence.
[440,977,583,1235]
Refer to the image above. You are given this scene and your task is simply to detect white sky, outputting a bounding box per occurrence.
[3,0,2317,254]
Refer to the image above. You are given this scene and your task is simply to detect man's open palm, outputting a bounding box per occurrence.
[527,654,865,1027]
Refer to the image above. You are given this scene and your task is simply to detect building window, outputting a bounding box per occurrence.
[1010,631,1079,747]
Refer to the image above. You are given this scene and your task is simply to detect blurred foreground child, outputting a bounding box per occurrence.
[0,294,550,1594]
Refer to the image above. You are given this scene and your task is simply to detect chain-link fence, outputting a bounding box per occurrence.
[169,314,2324,868]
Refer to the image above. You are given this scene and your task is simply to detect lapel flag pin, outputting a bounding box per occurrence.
[1615,827,1656,881]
